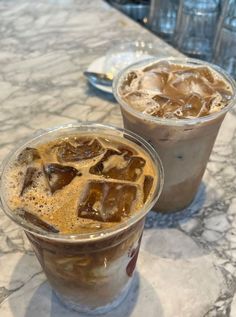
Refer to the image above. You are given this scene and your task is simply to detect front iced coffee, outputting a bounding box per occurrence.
[114,58,235,212]
[0,124,163,314]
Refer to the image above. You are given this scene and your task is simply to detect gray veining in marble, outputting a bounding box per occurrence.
[0,0,236,316]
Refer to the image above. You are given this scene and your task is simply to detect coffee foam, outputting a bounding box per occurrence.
[4,135,156,234]
[119,61,233,119]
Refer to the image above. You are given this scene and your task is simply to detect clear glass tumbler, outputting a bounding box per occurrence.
[148,0,180,42]
[213,0,236,78]
[174,0,220,61]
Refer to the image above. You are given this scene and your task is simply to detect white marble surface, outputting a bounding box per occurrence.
[0,0,236,316]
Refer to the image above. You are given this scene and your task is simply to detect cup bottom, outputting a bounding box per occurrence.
[54,277,133,315]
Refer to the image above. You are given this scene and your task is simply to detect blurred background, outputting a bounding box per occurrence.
[106,0,236,79]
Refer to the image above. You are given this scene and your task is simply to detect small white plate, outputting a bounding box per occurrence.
[86,56,113,94]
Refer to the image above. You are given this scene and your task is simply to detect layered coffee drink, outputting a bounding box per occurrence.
[0,124,163,314]
[114,58,235,212]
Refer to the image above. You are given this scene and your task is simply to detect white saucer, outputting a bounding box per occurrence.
[86,56,113,94]
[86,52,153,94]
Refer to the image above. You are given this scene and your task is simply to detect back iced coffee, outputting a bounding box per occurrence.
[114,58,235,212]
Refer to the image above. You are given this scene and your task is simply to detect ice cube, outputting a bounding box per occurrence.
[182,94,205,117]
[139,71,168,91]
[143,175,154,203]
[217,88,233,103]
[163,81,186,100]
[208,92,225,114]
[146,94,174,117]
[124,91,152,112]
[117,145,137,156]
[170,72,214,97]
[89,149,119,174]
[20,167,39,196]
[124,71,138,86]
[192,78,215,97]
[194,67,215,83]
[17,147,41,165]
[173,69,199,79]
[120,71,139,95]
[89,148,146,181]
[55,138,104,162]
[17,208,59,233]
[78,181,137,222]
[163,100,183,114]
[143,61,171,73]
[152,94,170,105]
[143,104,162,116]
[43,163,80,194]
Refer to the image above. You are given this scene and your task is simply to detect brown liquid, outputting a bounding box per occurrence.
[4,134,156,234]
[2,131,158,313]
[119,61,233,119]
[116,59,234,212]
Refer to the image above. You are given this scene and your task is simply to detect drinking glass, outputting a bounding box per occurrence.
[174,0,220,61]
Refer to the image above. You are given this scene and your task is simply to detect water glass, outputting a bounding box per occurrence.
[174,0,220,61]
[213,0,236,78]
[148,0,180,43]
[110,0,150,23]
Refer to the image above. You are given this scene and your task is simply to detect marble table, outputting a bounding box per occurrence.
[0,1,236,316]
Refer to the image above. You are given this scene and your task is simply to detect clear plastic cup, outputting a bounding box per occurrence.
[0,123,163,314]
[113,58,236,212]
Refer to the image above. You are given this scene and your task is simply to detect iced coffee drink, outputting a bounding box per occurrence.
[0,124,163,314]
[114,58,235,212]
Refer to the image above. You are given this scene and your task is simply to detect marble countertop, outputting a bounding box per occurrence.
[0,1,236,316]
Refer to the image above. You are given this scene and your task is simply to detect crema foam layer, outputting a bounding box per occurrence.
[4,134,157,234]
